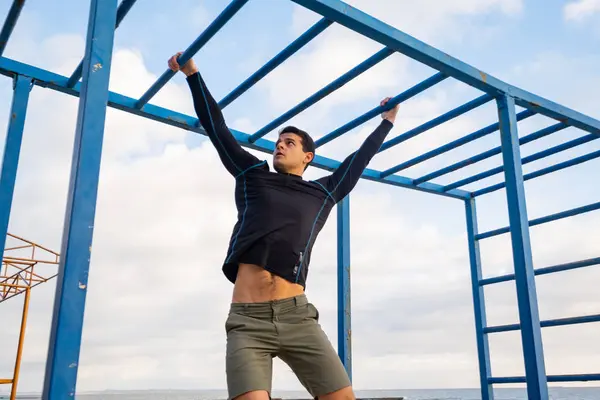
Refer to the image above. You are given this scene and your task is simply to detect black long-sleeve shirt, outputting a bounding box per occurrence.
[186,72,394,288]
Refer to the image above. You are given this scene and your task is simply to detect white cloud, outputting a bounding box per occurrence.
[564,0,600,21]
[190,5,211,28]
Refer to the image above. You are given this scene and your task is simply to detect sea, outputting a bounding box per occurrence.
[2,388,600,400]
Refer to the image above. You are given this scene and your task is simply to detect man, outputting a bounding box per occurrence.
[168,52,399,400]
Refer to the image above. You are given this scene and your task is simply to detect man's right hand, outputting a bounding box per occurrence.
[168,52,198,77]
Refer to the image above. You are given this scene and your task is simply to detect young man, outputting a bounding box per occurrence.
[168,53,399,400]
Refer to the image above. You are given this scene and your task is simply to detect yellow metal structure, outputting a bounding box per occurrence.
[1,233,59,400]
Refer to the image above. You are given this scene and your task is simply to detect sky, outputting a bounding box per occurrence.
[0,0,599,395]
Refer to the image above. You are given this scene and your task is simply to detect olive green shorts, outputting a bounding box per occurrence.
[225,294,351,399]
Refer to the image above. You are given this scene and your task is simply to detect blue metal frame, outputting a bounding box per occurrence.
[135,0,249,109]
[486,313,600,334]
[476,201,600,240]
[290,0,600,136]
[480,257,600,286]
[219,17,333,109]
[444,130,597,192]
[0,0,599,398]
[337,195,351,380]
[464,198,493,400]
[474,149,600,197]
[376,93,494,154]
[41,0,118,398]
[0,57,471,201]
[0,0,25,56]
[414,122,568,185]
[249,47,397,143]
[67,0,138,88]
[381,109,535,178]
[314,72,448,148]
[0,75,31,257]
[495,95,547,399]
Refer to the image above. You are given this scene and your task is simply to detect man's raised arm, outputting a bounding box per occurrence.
[316,97,399,202]
[169,52,264,176]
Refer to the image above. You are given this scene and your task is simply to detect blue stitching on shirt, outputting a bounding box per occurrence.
[311,180,335,201]
[235,160,267,179]
[331,151,360,195]
[225,161,267,263]
[295,149,363,282]
[196,74,241,173]
[295,148,363,281]
[225,177,249,263]
[294,197,329,283]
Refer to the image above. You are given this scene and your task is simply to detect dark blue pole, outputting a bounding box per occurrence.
[135,0,249,108]
[337,195,351,380]
[464,198,493,400]
[42,0,118,398]
[0,0,26,56]
[0,74,32,257]
[218,18,332,109]
[67,0,138,88]
[496,94,548,400]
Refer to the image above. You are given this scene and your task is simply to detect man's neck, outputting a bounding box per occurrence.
[281,171,303,178]
[276,167,304,177]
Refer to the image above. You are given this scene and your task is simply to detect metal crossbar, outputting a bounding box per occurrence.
[476,201,600,240]
[480,257,600,286]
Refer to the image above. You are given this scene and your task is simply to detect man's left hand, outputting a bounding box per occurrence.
[380,97,399,124]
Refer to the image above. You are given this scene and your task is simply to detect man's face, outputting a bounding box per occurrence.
[273,133,312,173]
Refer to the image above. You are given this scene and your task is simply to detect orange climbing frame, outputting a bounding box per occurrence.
[1,233,59,400]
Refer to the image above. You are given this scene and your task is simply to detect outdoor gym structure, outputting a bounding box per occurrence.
[1,234,59,400]
[0,1,599,399]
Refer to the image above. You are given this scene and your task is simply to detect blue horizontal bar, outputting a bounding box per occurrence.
[0,0,26,57]
[67,0,138,88]
[377,94,493,154]
[135,0,249,108]
[490,374,600,384]
[476,201,600,240]
[414,122,568,185]
[249,47,396,143]
[380,107,533,178]
[114,0,137,29]
[444,132,598,192]
[480,257,600,286]
[475,147,600,197]
[315,72,447,148]
[485,313,600,334]
[218,18,332,109]
[290,0,600,137]
[0,56,472,201]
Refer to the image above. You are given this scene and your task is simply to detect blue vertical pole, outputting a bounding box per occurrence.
[42,0,117,398]
[337,195,351,380]
[0,75,32,257]
[464,198,493,400]
[496,94,548,400]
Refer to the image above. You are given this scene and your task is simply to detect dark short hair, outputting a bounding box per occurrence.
[279,126,316,169]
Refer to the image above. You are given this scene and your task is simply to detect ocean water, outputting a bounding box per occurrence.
[4,388,599,400]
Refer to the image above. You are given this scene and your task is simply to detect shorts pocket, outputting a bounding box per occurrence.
[225,312,246,333]
[307,303,320,322]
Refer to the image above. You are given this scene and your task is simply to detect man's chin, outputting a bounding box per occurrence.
[273,162,284,173]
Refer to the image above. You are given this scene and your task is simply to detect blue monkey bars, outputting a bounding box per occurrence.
[0,0,599,399]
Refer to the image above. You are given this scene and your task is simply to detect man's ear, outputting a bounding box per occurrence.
[305,152,314,164]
